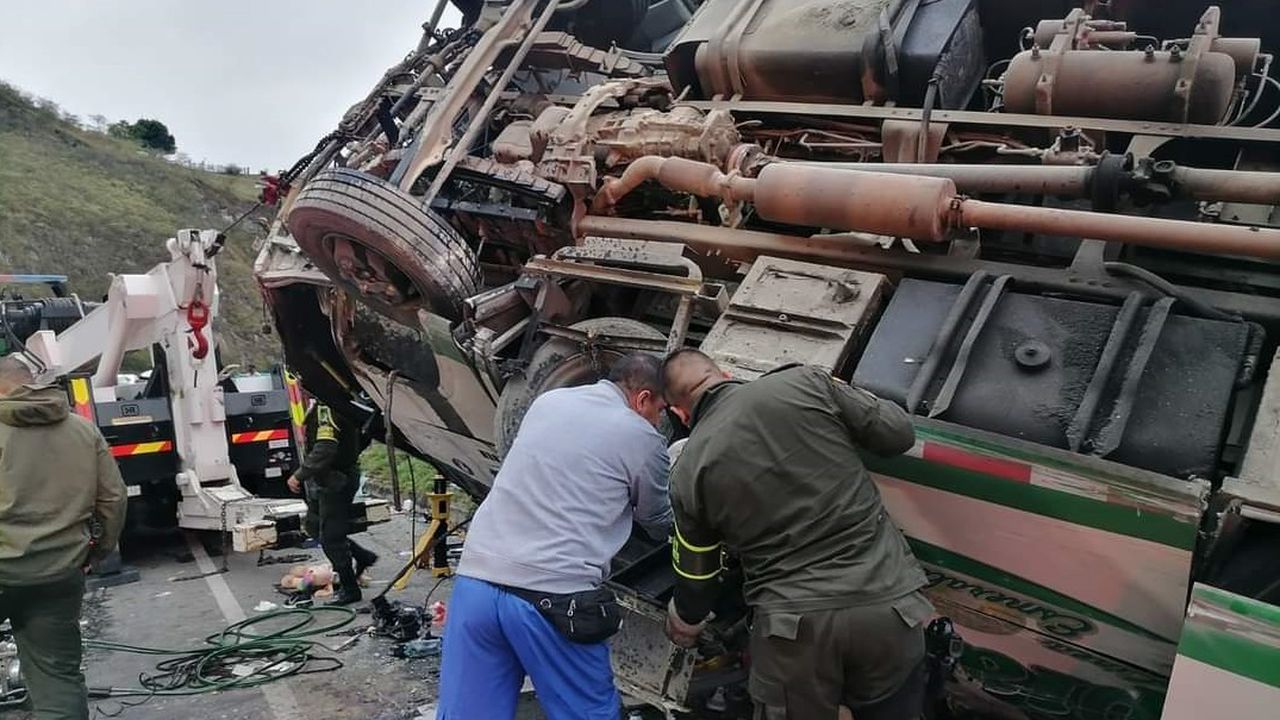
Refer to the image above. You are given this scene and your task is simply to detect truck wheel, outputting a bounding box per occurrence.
[495,317,666,457]
[554,0,649,50]
[287,168,480,326]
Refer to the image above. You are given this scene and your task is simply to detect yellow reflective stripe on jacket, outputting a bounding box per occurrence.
[316,406,338,442]
[672,525,723,581]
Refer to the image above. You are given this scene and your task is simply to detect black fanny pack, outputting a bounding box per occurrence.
[503,585,623,644]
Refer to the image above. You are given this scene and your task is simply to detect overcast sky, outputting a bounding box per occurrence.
[1,1,461,170]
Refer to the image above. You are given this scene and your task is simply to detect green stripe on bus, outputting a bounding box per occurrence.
[1193,585,1280,628]
[866,454,1197,550]
[914,425,1203,513]
[1178,624,1280,690]
[912,539,1175,644]
[1177,585,1280,689]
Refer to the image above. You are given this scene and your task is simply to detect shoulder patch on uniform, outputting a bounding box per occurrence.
[316,406,337,442]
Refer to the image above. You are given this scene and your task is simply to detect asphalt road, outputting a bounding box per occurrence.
[5,515,553,720]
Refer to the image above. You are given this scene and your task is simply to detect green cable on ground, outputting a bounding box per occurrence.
[85,606,358,701]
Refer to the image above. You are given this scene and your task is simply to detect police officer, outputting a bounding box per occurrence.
[288,400,377,605]
[660,349,933,720]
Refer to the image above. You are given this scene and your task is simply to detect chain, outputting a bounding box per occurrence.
[277,24,480,190]
[220,500,231,573]
[278,131,358,187]
[218,496,257,573]
[221,202,263,236]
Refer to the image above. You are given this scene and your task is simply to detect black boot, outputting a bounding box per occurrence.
[353,542,379,578]
[327,566,363,606]
[326,586,363,606]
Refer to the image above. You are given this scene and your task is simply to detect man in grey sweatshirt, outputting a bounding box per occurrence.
[438,353,671,720]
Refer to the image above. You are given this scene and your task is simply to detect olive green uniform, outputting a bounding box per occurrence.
[670,365,932,720]
[0,385,127,720]
[296,404,375,593]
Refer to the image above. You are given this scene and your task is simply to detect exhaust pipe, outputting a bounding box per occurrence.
[589,158,1280,260]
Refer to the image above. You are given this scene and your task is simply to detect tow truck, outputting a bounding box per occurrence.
[15,229,389,551]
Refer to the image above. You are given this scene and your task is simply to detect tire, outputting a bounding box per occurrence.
[555,0,649,50]
[494,317,666,457]
[287,168,480,326]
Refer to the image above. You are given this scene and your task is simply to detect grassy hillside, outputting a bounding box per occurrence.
[360,443,479,515]
[0,81,276,366]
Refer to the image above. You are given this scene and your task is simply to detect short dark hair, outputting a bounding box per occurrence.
[662,348,715,368]
[608,352,663,395]
[660,348,721,406]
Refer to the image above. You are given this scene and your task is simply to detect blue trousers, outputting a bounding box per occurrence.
[437,576,621,719]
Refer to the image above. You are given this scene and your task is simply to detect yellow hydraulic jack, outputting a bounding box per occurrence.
[392,475,454,591]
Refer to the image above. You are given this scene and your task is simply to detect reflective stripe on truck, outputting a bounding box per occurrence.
[109,441,174,458]
[230,429,291,444]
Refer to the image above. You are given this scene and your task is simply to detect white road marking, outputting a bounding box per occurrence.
[187,533,302,720]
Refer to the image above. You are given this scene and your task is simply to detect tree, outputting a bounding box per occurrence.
[107,118,177,154]
[128,119,176,154]
[107,120,133,140]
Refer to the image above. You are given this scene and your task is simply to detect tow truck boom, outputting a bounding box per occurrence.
[25,229,389,549]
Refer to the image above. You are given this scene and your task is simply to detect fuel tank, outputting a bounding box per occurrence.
[663,0,985,107]
[853,277,1251,480]
[1003,46,1237,124]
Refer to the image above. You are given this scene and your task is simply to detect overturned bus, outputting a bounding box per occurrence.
[256,1,1280,716]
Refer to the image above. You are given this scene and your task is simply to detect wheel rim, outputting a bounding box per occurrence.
[322,231,425,316]
[286,168,481,326]
[539,349,627,392]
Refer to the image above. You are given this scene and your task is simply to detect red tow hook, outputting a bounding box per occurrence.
[187,298,210,359]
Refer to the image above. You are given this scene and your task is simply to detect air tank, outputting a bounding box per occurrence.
[1003,47,1237,124]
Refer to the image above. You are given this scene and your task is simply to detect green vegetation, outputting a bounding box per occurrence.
[360,443,477,517]
[0,81,276,365]
[107,118,177,154]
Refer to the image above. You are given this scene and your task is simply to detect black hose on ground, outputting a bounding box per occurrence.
[85,606,356,715]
